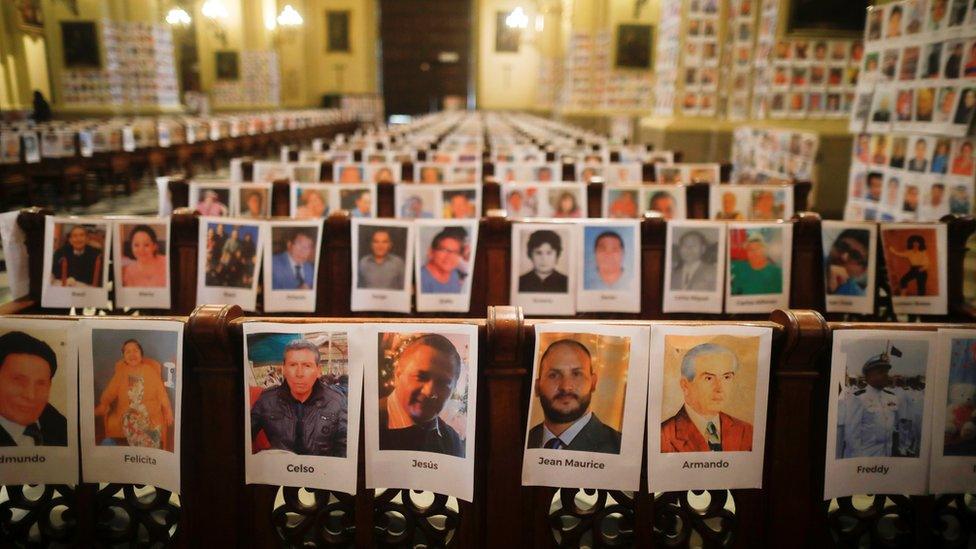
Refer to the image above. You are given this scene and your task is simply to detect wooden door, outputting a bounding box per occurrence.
[379,0,471,116]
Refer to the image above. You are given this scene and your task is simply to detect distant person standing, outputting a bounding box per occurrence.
[31,91,51,123]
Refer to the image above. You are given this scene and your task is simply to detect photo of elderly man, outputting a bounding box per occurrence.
[670,228,719,292]
[661,342,754,453]
[0,331,67,447]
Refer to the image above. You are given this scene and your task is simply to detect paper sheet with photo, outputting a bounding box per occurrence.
[0,210,30,300]
[415,219,479,313]
[440,184,482,219]
[243,322,365,493]
[824,329,936,500]
[643,185,687,220]
[0,319,79,486]
[821,220,877,314]
[235,183,273,219]
[647,324,773,492]
[41,216,112,309]
[664,220,727,314]
[290,183,334,220]
[189,181,236,217]
[521,323,650,490]
[576,220,641,313]
[156,176,174,215]
[930,329,976,494]
[880,222,947,315]
[112,217,172,310]
[253,161,291,184]
[725,222,792,313]
[337,184,378,218]
[510,221,578,316]
[395,184,441,219]
[363,323,479,501]
[263,220,323,313]
[78,318,184,493]
[196,216,266,312]
[351,218,415,313]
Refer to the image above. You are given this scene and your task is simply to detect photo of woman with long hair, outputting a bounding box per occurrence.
[120,224,167,288]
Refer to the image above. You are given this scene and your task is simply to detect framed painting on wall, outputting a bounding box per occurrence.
[787,0,870,36]
[327,11,350,52]
[616,24,653,69]
[216,51,240,81]
[495,12,520,53]
[61,22,100,69]
[17,0,43,34]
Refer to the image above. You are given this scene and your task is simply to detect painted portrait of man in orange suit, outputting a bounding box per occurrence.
[661,342,753,452]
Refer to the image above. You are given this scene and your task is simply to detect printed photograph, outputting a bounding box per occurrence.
[193,187,231,217]
[417,225,472,294]
[549,188,585,218]
[647,188,682,220]
[91,329,178,451]
[293,185,331,219]
[660,333,759,452]
[605,188,640,218]
[204,222,260,288]
[117,223,167,288]
[336,163,365,184]
[517,227,572,293]
[0,329,68,447]
[582,225,635,291]
[728,227,785,296]
[247,331,349,456]
[526,333,629,454]
[442,189,478,219]
[270,226,319,291]
[398,187,438,219]
[376,331,471,457]
[50,222,106,288]
[823,226,872,297]
[504,186,540,218]
[943,336,976,456]
[749,189,787,220]
[835,338,928,458]
[238,186,270,219]
[340,188,374,218]
[671,226,721,292]
[356,224,408,290]
[882,228,939,297]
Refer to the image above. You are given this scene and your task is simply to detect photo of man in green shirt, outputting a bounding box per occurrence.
[729,231,783,295]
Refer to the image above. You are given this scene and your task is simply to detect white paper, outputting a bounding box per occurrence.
[363,323,479,501]
[822,220,878,315]
[262,220,323,313]
[243,322,364,494]
[0,210,30,300]
[188,181,235,217]
[414,219,479,313]
[112,217,172,310]
[647,324,773,492]
[195,217,265,312]
[510,221,578,316]
[930,329,976,494]
[725,221,792,314]
[576,220,641,313]
[709,184,795,221]
[351,219,414,313]
[880,222,948,315]
[253,161,291,184]
[78,318,183,493]
[824,329,936,499]
[521,324,650,491]
[0,319,79,486]
[235,183,273,219]
[664,220,727,314]
[41,216,112,309]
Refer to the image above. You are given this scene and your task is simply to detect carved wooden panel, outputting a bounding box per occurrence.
[548,488,635,547]
[270,487,355,547]
[0,484,76,546]
[933,494,976,547]
[93,484,180,546]
[373,489,460,546]
[652,490,737,548]
[827,495,916,547]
